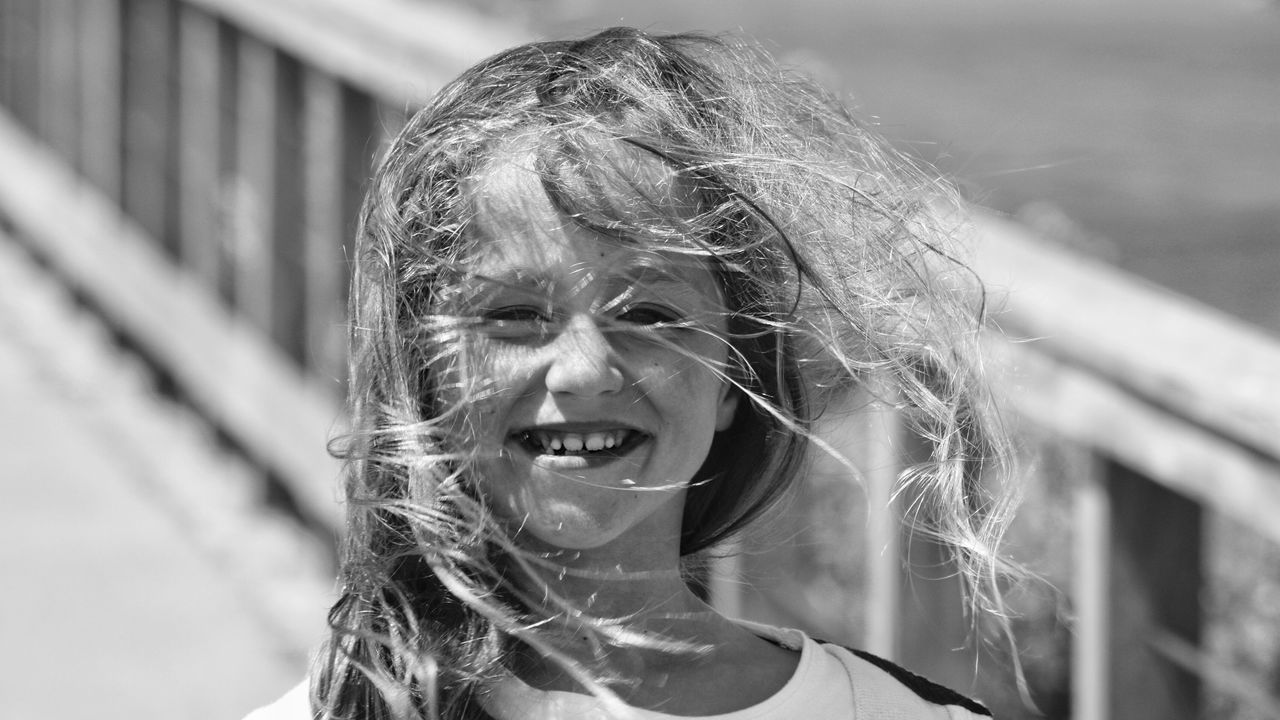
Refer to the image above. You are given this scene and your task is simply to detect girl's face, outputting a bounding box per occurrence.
[451,153,738,559]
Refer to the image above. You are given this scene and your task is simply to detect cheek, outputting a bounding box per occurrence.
[468,336,543,390]
[444,336,536,410]
[424,372,517,469]
[657,339,732,401]
[639,355,732,445]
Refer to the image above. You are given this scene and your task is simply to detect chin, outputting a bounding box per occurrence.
[512,506,632,552]
[499,490,686,558]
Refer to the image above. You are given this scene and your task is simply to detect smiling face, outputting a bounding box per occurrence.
[447,152,738,558]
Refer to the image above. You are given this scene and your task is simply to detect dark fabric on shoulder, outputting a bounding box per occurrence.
[814,638,992,717]
[848,649,992,717]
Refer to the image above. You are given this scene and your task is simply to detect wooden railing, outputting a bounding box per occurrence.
[970,215,1280,719]
[2,2,1278,718]
[0,0,521,535]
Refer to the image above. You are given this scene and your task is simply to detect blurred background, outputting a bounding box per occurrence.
[1,0,1278,718]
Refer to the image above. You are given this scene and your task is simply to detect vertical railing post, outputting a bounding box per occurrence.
[38,0,78,161]
[1071,457,1205,720]
[1072,451,1111,720]
[895,427,979,694]
[1104,460,1203,719]
[121,0,176,249]
[178,2,222,286]
[214,16,239,304]
[270,51,306,364]
[3,0,41,131]
[302,68,348,384]
[0,0,8,107]
[863,400,902,660]
[375,101,409,159]
[232,31,276,331]
[339,83,377,256]
[77,0,123,201]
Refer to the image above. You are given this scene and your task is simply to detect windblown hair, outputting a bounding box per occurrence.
[314,27,1017,720]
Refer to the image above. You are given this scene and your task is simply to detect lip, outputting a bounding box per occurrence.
[515,420,644,432]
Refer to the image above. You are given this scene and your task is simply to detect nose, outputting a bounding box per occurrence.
[543,313,625,396]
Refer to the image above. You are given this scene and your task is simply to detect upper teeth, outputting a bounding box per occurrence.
[527,430,631,453]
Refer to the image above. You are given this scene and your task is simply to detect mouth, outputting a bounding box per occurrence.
[512,428,648,458]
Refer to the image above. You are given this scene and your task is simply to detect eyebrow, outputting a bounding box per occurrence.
[468,268,557,292]
[617,259,702,288]
[469,254,712,294]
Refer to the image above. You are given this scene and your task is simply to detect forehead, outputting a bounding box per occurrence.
[464,146,718,295]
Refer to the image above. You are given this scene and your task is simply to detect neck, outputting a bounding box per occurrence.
[505,536,705,624]
[499,534,733,684]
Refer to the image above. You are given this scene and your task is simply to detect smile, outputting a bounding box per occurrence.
[513,428,647,457]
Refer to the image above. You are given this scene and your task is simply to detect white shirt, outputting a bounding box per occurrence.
[482,624,852,719]
[245,624,990,720]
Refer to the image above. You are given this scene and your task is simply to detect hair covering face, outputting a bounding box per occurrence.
[317,28,1016,720]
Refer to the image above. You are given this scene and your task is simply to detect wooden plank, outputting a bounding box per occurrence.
[0,0,9,106]
[0,109,344,533]
[376,100,410,159]
[987,335,1280,544]
[3,0,40,131]
[177,3,222,285]
[182,0,525,107]
[120,0,174,246]
[232,32,275,331]
[973,210,1280,464]
[271,50,307,364]
[302,69,348,384]
[331,85,377,374]
[1072,453,1110,720]
[895,428,979,696]
[340,84,376,252]
[0,0,8,105]
[861,399,902,660]
[160,3,183,254]
[214,14,238,304]
[38,0,78,160]
[1105,461,1202,719]
[76,0,123,200]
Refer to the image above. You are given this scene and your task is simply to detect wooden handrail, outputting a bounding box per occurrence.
[0,110,346,534]
[973,211,1280,464]
[184,0,526,107]
[972,211,1280,718]
[973,212,1280,544]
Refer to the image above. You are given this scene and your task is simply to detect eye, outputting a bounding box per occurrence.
[483,305,550,323]
[616,304,683,327]
[477,305,557,340]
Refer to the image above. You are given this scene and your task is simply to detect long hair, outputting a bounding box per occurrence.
[314,27,1017,720]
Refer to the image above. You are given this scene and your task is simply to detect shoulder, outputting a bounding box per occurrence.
[734,620,993,719]
[242,681,311,720]
[818,643,993,719]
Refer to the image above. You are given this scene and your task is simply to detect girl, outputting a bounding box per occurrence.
[251,26,1015,720]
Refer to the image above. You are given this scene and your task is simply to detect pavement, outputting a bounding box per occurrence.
[0,232,335,720]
